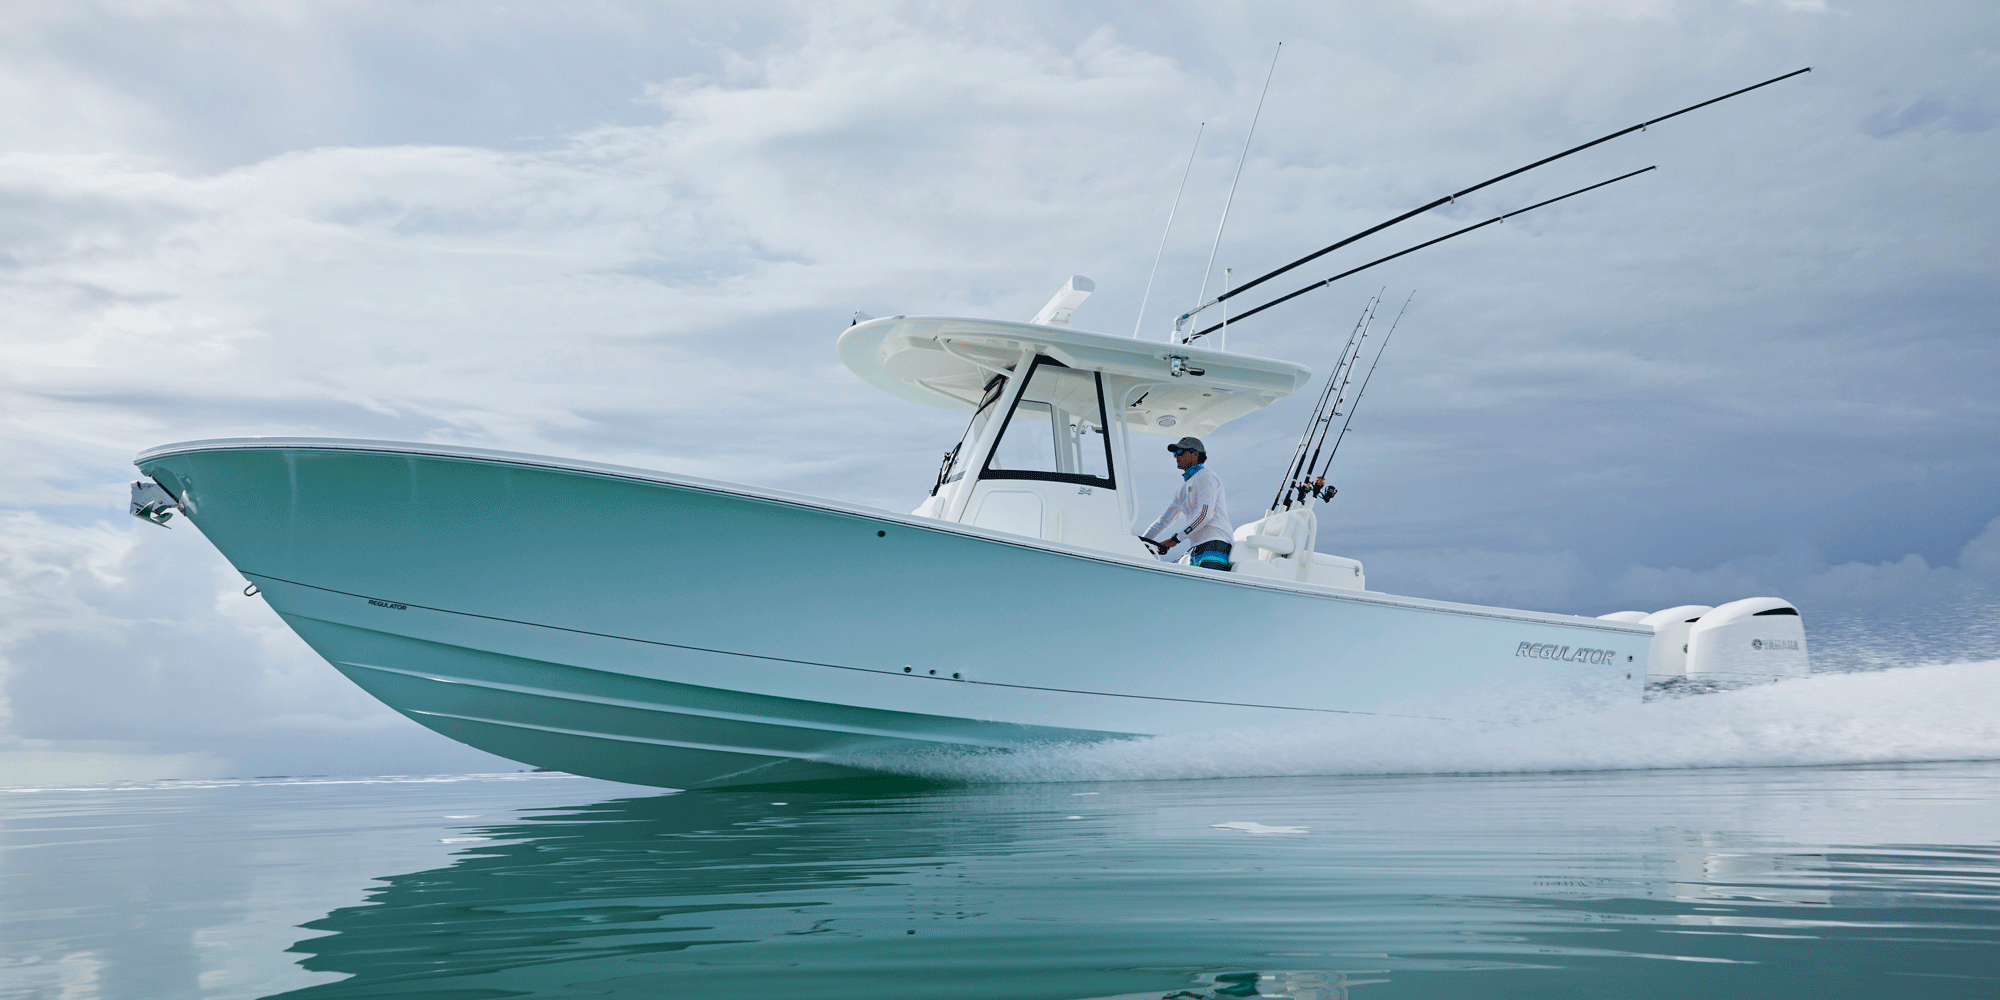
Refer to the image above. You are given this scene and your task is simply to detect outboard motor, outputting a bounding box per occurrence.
[1638,605,1714,684]
[1686,597,1808,687]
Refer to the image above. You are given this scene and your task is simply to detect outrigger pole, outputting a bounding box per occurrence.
[1191,165,1655,341]
[1174,67,1810,340]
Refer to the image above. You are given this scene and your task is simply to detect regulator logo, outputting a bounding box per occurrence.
[1515,642,1620,664]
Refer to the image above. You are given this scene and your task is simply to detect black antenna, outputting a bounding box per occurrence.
[1189,165,1655,341]
[1317,290,1416,483]
[1176,67,1810,330]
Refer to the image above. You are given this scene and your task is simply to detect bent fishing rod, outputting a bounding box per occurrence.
[1189,165,1654,341]
[1173,66,1810,339]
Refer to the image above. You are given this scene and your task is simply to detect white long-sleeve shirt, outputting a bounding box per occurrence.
[1144,465,1232,549]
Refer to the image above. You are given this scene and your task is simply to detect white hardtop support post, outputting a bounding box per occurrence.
[1031,276,1095,327]
[1115,381,1168,534]
[943,347,1040,525]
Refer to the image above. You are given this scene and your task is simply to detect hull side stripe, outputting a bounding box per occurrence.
[337,659,1022,747]
[266,578,1435,718]
[406,709,835,760]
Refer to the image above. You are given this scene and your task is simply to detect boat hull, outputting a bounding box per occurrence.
[137,439,1651,788]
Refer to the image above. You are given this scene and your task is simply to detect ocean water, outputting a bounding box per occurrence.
[5,662,2000,999]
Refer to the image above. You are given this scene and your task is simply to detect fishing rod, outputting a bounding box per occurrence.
[1272,297,1373,508]
[1288,292,1383,507]
[1270,357,1340,510]
[1303,293,1380,476]
[1172,67,1810,336]
[1272,294,1377,511]
[1315,290,1416,484]
[1297,298,1372,462]
[1188,165,1655,342]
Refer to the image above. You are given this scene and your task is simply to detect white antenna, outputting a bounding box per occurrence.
[1218,267,1232,351]
[1133,123,1204,338]
[1186,41,1281,344]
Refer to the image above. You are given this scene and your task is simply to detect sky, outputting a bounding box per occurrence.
[1,0,1995,784]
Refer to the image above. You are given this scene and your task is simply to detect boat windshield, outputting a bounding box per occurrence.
[981,357,1115,488]
[935,373,1008,490]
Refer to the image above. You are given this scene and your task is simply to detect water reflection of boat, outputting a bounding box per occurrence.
[1660,829,1833,914]
[248,768,1998,999]
[135,307,1664,790]
[260,783,1394,1000]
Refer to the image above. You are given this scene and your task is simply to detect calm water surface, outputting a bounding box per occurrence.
[3,763,1997,999]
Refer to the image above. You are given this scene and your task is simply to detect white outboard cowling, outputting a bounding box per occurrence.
[1638,605,1714,683]
[1686,597,1808,687]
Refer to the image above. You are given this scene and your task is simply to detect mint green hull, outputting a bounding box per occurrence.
[138,439,1650,788]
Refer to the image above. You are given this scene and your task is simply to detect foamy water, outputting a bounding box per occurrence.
[849,660,2000,783]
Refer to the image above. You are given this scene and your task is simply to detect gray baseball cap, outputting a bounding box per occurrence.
[1166,436,1207,455]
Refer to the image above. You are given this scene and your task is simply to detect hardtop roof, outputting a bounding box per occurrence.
[837,316,1313,438]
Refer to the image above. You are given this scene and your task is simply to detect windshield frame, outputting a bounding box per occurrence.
[933,372,1009,492]
[977,356,1117,490]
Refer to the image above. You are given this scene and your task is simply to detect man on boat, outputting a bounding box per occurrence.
[1141,436,1233,570]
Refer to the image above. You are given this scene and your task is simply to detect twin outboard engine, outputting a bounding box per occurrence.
[1600,597,1808,693]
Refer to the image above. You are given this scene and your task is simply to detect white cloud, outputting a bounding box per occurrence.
[1602,515,2000,610]
[0,510,513,782]
[1960,515,2000,578]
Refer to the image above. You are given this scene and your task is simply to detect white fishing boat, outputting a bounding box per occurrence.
[129,70,1816,788]
[129,281,1803,789]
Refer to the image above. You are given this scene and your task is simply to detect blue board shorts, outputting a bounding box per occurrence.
[1189,540,1232,571]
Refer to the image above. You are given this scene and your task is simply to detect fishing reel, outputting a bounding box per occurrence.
[1289,477,1337,506]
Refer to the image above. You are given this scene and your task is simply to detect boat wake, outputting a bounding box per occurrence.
[841,661,2000,783]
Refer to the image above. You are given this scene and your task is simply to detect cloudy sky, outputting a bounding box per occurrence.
[2,0,1995,783]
